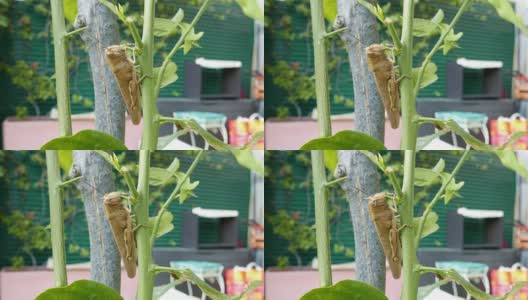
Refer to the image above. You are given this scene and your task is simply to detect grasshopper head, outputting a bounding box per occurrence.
[366,44,387,59]
[103,191,124,205]
[105,45,126,60]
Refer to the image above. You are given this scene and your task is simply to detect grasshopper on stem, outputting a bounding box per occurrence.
[366,44,401,129]
[103,191,137,278]
[367,192,402,279]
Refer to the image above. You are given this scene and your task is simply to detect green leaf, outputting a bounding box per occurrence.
[438,24,463,55]
[153,61,178,88]
[487,0,528,35]
[235,0,263,21]
[413,211,439,239]
[440,173,464,204]
[300,130,386,150]
[148,211,174,238]
[419,267,527,300]
[496,151,528,179]
[41,130,128,150]
[175,172,199,203]
[98,0,119,16]
[149,167,173,186]
[324,150,338,174]
[63,0,77,24]
[172,119,264,176]
[160,268,260,300]
[58,150,73,174]
[432,158,445,174]
[414,168,441,187]
[172,8,184,24]
[323,0,337,23]
[413,10,444,38]
[300,280,388,300]
[412,62,438,89]
[94,151,121,171]
[180,23,204,54]
[35,279,123,300]
[149,157,180,186]
[153,18,178,37]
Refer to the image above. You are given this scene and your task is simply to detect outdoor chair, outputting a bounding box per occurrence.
[435,261,490,299]
[170,260,225,300]
[173,111,228,149]
[434,111,490,149]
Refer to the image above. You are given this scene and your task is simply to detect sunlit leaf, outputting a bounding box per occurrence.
[324,150,338,174]
[323,0,337,23]
[300,130,386,150]
[35,280,123,300]
[235,0,263,21]
[300,280,388,300]
[496,151,528,179]
[63,0,77,24]
[58,150,73,173]
[41,130,128,150]
[487,0,528,35]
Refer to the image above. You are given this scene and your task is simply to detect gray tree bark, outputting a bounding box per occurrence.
[70,0,126,292]
[335,0,386,292]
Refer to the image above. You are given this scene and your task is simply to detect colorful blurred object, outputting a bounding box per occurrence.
[225,263,264,300]
[228,114,264,149]
[490,114,528,149]
[490,264,528,299]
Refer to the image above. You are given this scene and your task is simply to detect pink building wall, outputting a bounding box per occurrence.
[0,268,138,300]
[265,118,401,150]
[265,268,402,300]
[2,117,143,150]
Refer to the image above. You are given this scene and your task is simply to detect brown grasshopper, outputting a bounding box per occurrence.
[366,44,401,129]
[105,45,142,125]
[367,192,402,279]
[103,192,137,278]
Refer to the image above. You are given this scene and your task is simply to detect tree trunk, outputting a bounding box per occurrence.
[71,0,126,292]
[336,151,385,291]
[336,0,386,291]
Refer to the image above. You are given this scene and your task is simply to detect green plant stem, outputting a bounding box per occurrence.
[140,0,159,150]
[57,176,82,188]
[50,0,72,137]
[135,150,154,300]
[311,150,332,287]
[400,150,418,300]
[412,0,473,97]
[120,167,139,202]
[386,167,403,199]
[64,26,87,38]
[399,0,417,150]
[150,150,204,247]
[386,21,402,51]
[415,150,470,244]
[46,151,67,287]
[309,0,332,138]
[323,27,347,39]
[154,0,212,97]
[323,176,348,188]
